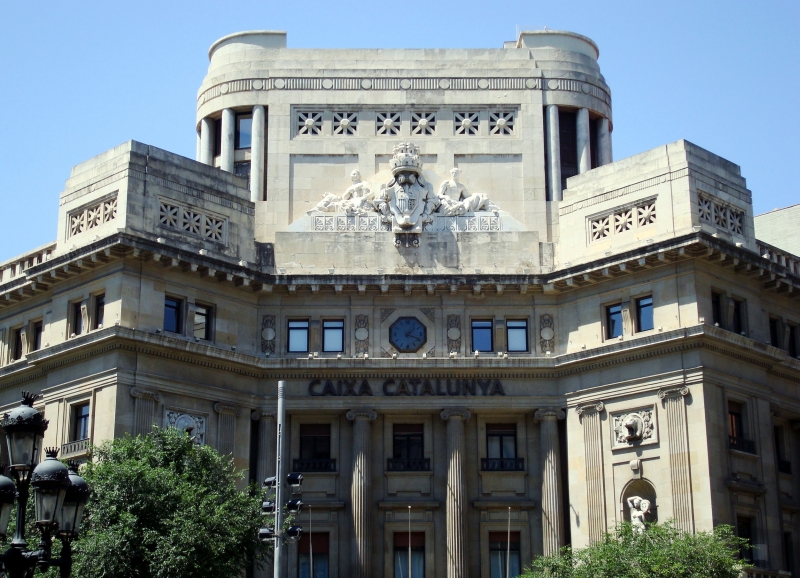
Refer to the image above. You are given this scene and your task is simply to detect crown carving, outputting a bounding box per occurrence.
[390,143,422,175]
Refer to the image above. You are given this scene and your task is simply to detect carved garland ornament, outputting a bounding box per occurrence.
[612,408,655,446]
[165,410,207,445]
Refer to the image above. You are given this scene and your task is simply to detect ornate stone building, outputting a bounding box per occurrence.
[0,29,799,577]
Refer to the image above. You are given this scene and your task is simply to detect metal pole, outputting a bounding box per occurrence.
[273,381,286,578]
[506,507,511,578]
[309,504,313,578]
[408,505,411,578]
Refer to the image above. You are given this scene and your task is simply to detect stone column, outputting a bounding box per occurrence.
[441,408,471,578]
[251,410,276,578]
[575,402,606,544]
[199,117,214,165]
[214,402,242,456]
[347,409,377,578]
[250,105,266,202]
[597,117,612,166]
[545,105,562,201]
[577,108,591,174]
[220,108,235,173]
[130,388,161,436]
[658,387,694,532]
[535,408,566,556]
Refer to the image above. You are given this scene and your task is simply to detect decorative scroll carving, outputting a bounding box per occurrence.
[354,315,369,356]
[380,309,396,323]
[440,408,471,421]
[422,214,500,232]
[658,386,689,399]
[420,307,435,323]
[446,314,462,354]
[165,410,206,445]
[260,314,276,354]
[68,193,118,238]
[575,401,605,417]
[131,388,161,402]
[312,215,390,231]
[540,314,555,353]
[214,402,243,417]
[425,346,435,357]
[535,408,566,422]
[613,408,655,445]
[346,409,377,421]
[159,199,226,242]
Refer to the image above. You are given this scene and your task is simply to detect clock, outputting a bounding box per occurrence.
[389,317,427,353]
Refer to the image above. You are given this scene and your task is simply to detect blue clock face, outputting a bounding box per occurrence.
[389,317,427,353]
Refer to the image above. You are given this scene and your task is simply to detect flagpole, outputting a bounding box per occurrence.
[408,505,412,578]
[506,507,511,578]
[309,504,313,578]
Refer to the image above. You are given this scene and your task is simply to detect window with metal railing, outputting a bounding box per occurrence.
[482,424,524,471]
[295,424,336,472]
[388,424,429,471]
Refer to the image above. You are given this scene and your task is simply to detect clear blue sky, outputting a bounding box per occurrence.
[0,0,797,262]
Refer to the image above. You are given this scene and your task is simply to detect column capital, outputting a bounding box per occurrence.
[534,408,565,422]
[440,408,471,421]
[131,387,160,402]
[347,409,377,421]
[575,401,604,417]
[251,410,276,422]
[214,402,242,417]
[658,386,689,400]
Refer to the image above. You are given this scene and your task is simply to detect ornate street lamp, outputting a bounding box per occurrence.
[0,391,90,578]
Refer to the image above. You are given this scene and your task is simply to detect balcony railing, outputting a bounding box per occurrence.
[740,567,789,578]
[778,459,792,475]
[481,457,525,472]
[387,458,430,472]
[729,436,756,454]
[61,438,90,458]
[292,458,336,472]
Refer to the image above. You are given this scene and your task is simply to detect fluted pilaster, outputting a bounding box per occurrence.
[441,408,471,578]
[130,387,160,436]
[347,409,377,578]
[576,402,606,543]
[546,104,562,201]
[536,408,565,556]
[658,387,694,532]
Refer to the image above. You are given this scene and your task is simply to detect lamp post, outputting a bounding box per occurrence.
[0,391,90,578]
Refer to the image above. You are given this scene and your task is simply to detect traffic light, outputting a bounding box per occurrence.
[285,525,303,543]
[285,499,303,514]
[258,527,276,542]
[286,472,303,489]
[261,500,276,514]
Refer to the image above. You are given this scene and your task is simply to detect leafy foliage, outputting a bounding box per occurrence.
[521,523,747,578]
[71,427,270,578]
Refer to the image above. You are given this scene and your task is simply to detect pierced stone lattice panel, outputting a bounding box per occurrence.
[297,111,323,135]
[68,194,118,238]
[446,314,462,354]
[261,314,276,354]
[423,215,500,232]
[589,198,657,242]
[354,314,369,356]
[377,112,401,135]
[333,112,358,135]
[159,199,227,243]
[539,314,555,353]
[165,410,206,445]
[489,111,515,135]
[454,112,479,135]
[312,215,391,232]
[698,193,745,236]
[411,111,436,135]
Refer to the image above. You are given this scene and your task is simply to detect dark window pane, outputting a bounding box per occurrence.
[73,303,83,336]
[606,304,623,339]
[323,320,343,352]
[737,516,753,561]
[164,297,182,334]
[288,320,309,352]
[94,294,105,329]
[559,110,578,191]
[732,299,744,335]
[32,322,43,351]
[472,320,493,352]
[236,115,253,149]
[506,320,528,352]
[769,318,782,348]
[728,400,744,438]
[194,304,212,340]
[789,325,799,358]
[12,328,23,360]
[213,118,221,156]
[711,292,722,326]
[300,424,330,460]
[636,297,654,332]
[72,403,90,441]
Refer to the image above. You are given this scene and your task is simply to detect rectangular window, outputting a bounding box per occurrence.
[389,424,427,471]
[71,403,90,441]
[164,297,183,334]
[558,110,578,191]
[72,302,84,336]
[769,317,782,348]
[298,533,329,578]
[732,298,745,335]
[789,324,799,358]
[711,292,722,326]
[784,532,795,576]
[235,114,253,149]
[728,400,744,438]
[394,532,424,578]
[288,320,310,353]
[194,304,213,341]
[295,424,335,472]
[736,516,753,562]
[12,328,23,360]
[472,320,493,352]
[636,296,654,332]
[93,294,105,329]
[506,320,528,352]
[489,531,521,578]
[32,321,43,351]
[213,118,222,156]
[322,320,344,353]
[484,424,522,471]
[606,303,623,339]
[775,426,791,474]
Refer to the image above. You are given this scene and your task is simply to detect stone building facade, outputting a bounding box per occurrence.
[0,29,799,577]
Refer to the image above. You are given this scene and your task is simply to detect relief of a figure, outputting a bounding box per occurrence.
[435,168,500,216]
[310,170,379,215]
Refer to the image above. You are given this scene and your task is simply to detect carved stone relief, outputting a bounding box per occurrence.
[420,308,435,323]
[447,315,462,354]
[354,314,369,356]
[165,410,206,445]
[539,314,555,353]
[261,314,276,355]
[611,406,656,448]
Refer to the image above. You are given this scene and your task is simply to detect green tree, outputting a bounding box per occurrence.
[70,427,271,578]
[522,522,747,578]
